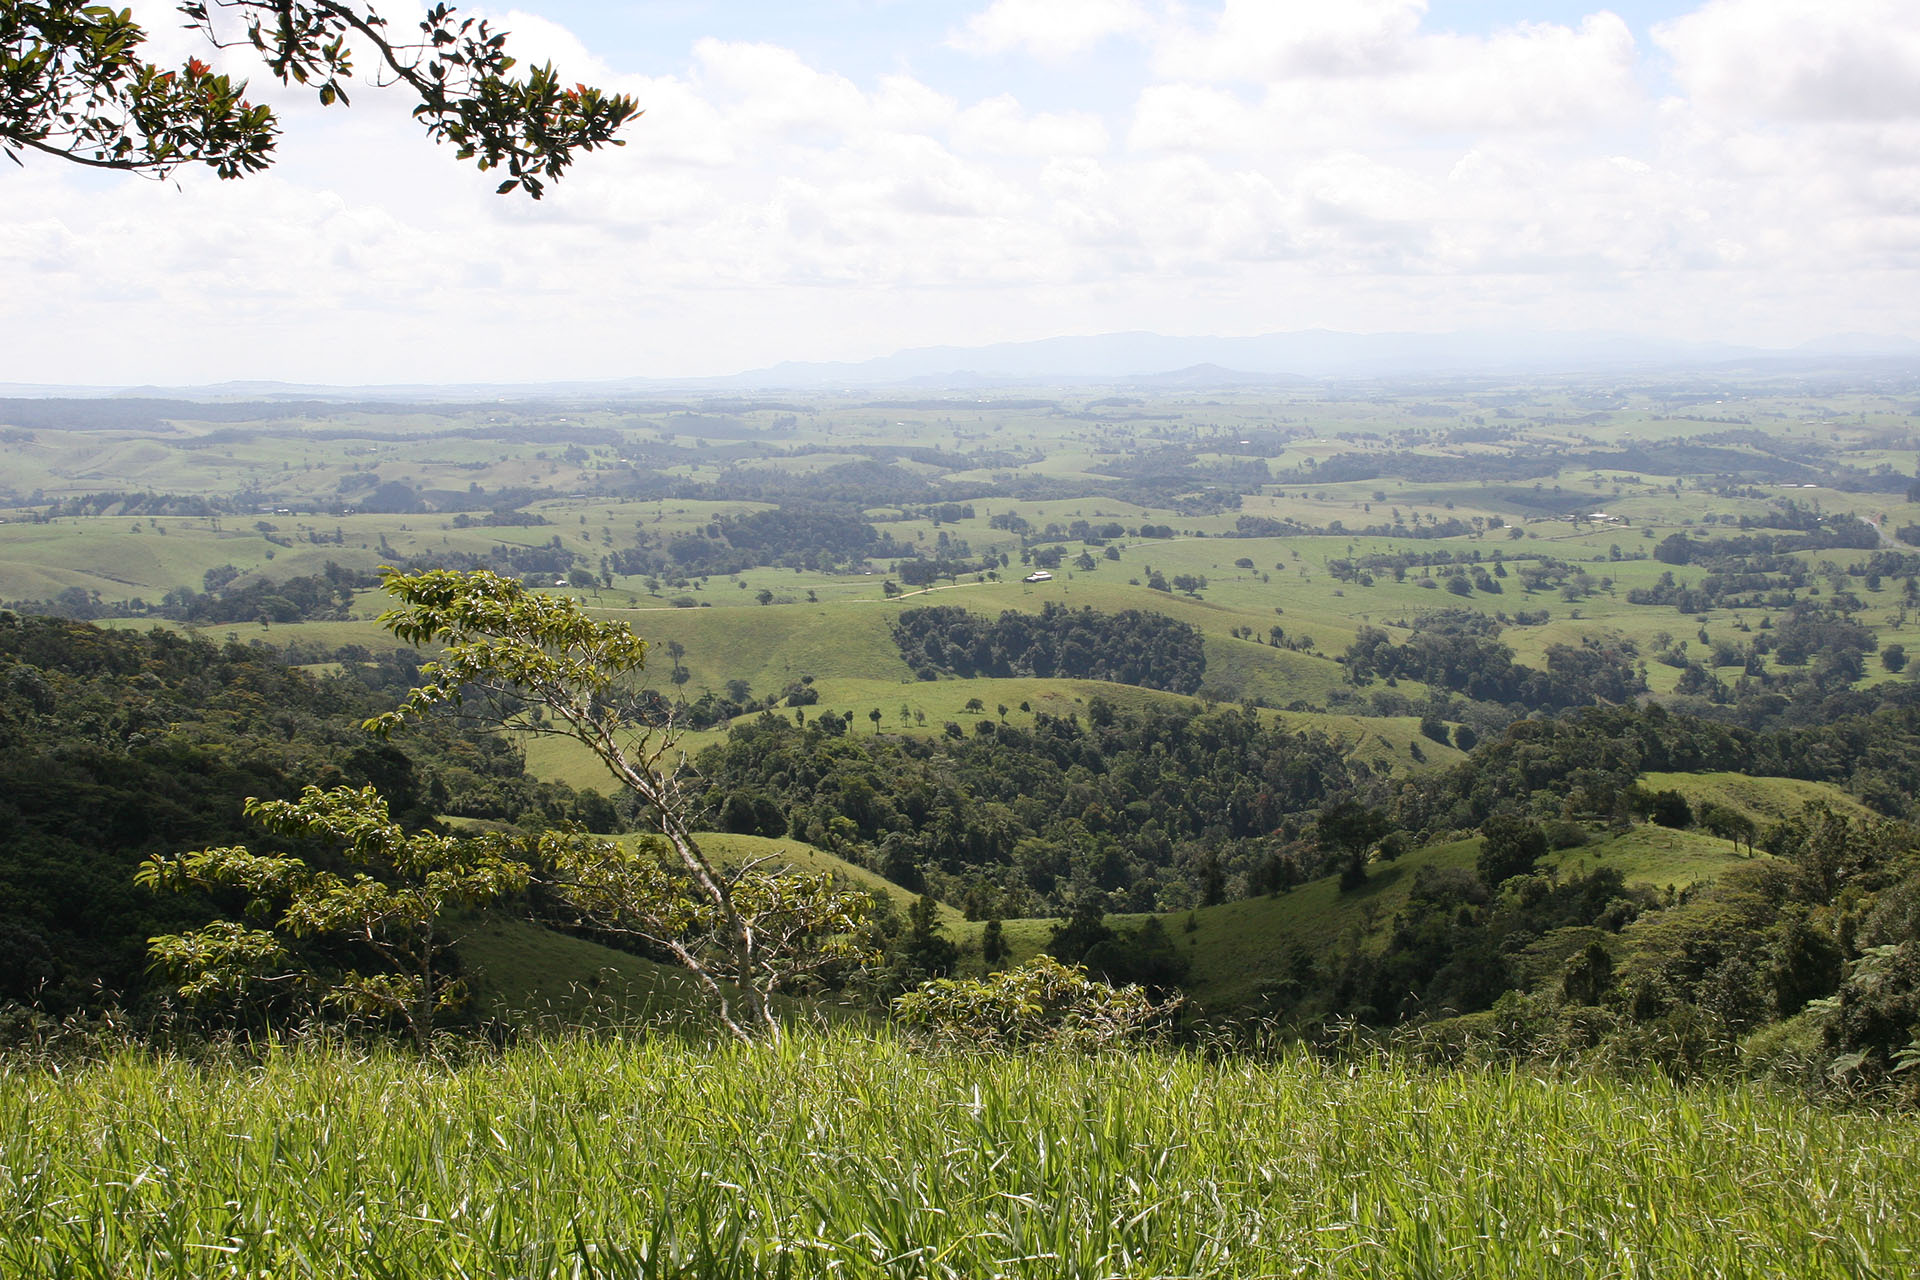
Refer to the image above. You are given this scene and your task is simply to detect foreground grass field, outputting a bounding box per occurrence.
[3,1031,1913,1279]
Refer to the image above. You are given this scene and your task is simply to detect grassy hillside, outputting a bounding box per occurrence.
[5,1031,1914,1278]
[1636,772,1876,826]
[519,669,1458,792]
[946,823,1757,1016]
[697,831,964,926]
[459,916,711,1026]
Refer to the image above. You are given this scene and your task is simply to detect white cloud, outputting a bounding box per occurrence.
[1137,9,1641,152]
[951,0,1155,59]
[1128,84,1264,153]
[493,9,618,85]
[954,96,1110,156]
[874,75,960,133]
[689,40,872,139]
[7,2,1920,387]
[1409,15,1640,131]
[1655,0,1920,122]
[1155,0,1427,81]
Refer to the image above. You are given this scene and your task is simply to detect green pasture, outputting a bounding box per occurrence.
[1546,825,1758,894]
[1170,837,1479,1012]
[517,670,1456,794]
[695,831,963,926]
[0,417,614,507]
[12,389,1913,725]
[1637,772,1878,827]
[1157,824,1750,1015]
[459,916,715,1027]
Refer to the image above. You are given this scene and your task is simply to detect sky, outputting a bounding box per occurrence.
[5,0,1920,386]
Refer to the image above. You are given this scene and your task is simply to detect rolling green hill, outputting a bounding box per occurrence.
[941,822,1755,1017]
[459,916,712,1027]
[1636,772,1875,826]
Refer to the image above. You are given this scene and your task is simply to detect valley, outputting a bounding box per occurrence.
[4,375,1918,1072]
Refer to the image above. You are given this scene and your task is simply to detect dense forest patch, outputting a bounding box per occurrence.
[0,614,613,1014]
[891,603,1206,693]
[696,699,1360,917]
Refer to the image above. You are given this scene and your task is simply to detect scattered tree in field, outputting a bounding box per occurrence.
[981,917,1008,966]
[139,785,531,1048]
[1697,801,1758,855]
[1318,799,1390,892]
[893,893,957,981]
[1477,812,1548,888]
[1638,787,1694,830]
[367,567,872,1041]
[2,0,638,194]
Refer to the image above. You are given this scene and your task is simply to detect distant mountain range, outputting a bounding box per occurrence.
[737,329,1920,388]
[6,329,1918,401]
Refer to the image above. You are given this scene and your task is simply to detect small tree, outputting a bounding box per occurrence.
[893,956,1175,1051]
[1317,799,1389,892]
[981,918,1008,966]
[138,785,531,1048]
[1561,940,1614,1007]
[1171,573,1207,597]
[368,567,871,1041]
[891,893,957,982]
[535,830,873,1035]
[1477,812,1548,888]
[1645,788,1694,830]
[1046,900,1115,964]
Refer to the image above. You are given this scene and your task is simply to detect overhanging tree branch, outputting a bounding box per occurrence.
[1,0,639,194]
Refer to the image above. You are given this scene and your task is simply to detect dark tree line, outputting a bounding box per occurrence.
[892,603,1207,693]
[611,504,912,576]
[8,563,371,625]
[1343,624,1646,712]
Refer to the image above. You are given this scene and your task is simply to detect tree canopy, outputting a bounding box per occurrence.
[1,0,639,194]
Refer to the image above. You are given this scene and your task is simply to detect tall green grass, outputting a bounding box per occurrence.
[2,1029,1912,1278]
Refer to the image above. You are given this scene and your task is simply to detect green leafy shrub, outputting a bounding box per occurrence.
[893,956,1176,1050]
